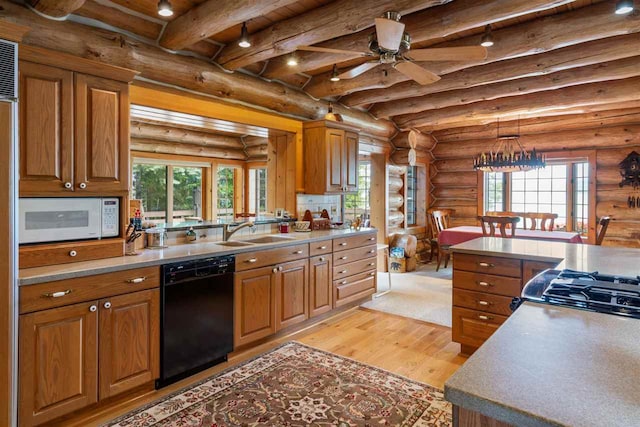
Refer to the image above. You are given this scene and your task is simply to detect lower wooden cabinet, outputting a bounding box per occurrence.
[19,287,160,426]
[452,306,507,350]
[275,259,309,330]
[309,255,332,318]
[234,266,277,348]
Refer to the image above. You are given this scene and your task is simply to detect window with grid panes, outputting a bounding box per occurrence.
[344,162,371,223]
[406,166,418,226]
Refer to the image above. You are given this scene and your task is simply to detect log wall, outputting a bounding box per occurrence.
[430,109,640,248]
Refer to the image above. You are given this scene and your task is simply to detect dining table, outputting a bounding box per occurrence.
[438,226,583,247]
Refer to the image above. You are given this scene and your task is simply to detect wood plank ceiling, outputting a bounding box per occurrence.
[24,0,640,146]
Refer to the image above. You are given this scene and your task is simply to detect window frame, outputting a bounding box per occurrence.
[245,162,268,216]
[478,150,597,243]
[343,159,372,224]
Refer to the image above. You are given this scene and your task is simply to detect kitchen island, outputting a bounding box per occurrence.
[446,237,640,427]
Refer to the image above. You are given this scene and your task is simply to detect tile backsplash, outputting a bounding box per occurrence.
[297,194,342,221]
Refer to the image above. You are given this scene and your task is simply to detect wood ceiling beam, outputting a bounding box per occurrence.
[395,77,640,130]
[159,0,300,51]
[26,0,86,17]
[131,138,247,160]
[215,0,450,70]
[363,33,640,115]
[262,0,573,80]
[376,56,640,119]
[307,1,640,99]
[130,122,244,149]
[1,1,395,138]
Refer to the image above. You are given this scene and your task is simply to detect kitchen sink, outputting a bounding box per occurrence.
[216,241,254,247]
[244,235,296,244]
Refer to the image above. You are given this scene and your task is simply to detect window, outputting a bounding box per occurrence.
[406,166,418,226]
[132,159,205,224]
[217,166,235,222]
[482,158,591,235]
[248,167,268,215]
[344,161,371,223]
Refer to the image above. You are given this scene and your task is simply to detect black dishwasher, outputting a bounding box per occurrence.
[158,255,234,388]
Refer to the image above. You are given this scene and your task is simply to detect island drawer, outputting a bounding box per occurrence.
[453,289,513,317]
[19,266,160,314]
[333,271,376,307]
[452,307,508,349]
[453,270,522,297]
[333,233,377,251]
[236,243,309,271]
[333,244,377,266]
[310,240,332,256]
[454,253,521,278]
[333,257,377,279]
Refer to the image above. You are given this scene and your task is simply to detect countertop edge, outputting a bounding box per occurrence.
[450,245,565,264]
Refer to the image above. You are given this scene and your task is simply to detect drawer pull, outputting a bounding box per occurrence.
[340,256,348,260]
[340,280,348,285]
[339,270,347,274]
[478,262,495,268]
[477,300,491,306]
[339,242,347,246]
[293,250,303,254]
[478,315,493,321]
[368,262,375,266]
[127,277,147,284]
[368,250,375,254]
[43,290,71,298]
[69,250,77,257]
[319,257,325,262]
[245,258,258,263]
[368,237,375,241]
[89,305,97,312]
[318,245,327,250]
[369,272,376,276]
[477,281,493,287]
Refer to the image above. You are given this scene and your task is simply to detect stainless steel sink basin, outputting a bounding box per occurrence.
[216,241,254,247]
[244,235,296,244]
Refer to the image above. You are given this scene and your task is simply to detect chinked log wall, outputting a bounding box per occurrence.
[430,109,640,248]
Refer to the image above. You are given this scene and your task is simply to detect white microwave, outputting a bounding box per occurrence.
[19,198,119,244]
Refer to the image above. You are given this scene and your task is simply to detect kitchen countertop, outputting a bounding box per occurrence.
[19,228,377,285]
[445,302,640,427]
[451,237,640,277]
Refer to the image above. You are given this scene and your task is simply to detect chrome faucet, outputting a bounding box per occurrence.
[223,222,255,241]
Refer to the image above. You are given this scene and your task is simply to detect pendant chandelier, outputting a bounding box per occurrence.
[473,118,546,172]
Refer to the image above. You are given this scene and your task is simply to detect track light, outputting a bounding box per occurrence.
[615,0,634,14]
[330,64,340,82]
[238,22,251,48]
[157,0,174,17]
[480,25,494,48]
[286,56,298,67]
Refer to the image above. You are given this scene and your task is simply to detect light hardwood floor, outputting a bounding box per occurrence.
[57,308,466,426]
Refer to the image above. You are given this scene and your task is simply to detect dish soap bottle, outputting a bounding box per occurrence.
[185,227,197,243]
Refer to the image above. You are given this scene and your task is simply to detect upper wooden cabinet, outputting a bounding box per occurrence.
[304,120,359,194]
[18,47,137,196]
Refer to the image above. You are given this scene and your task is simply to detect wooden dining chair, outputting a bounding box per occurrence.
[479,216,521,238]
[427,209,454,271]
[522,213,558,231]
[596,216,611,245]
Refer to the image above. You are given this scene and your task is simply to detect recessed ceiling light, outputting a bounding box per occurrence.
[238,22,251,48]
[157,0,174,17]
[615,0,634,14]
[330,64,340,82]
[480,24,494,48]
[287,57,298,66]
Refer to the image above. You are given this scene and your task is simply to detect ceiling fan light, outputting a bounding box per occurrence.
[480,24,494,47]
[238,22,251,48]
[330,64,340,82]
[615,0,634,14]
[157,0,174,17]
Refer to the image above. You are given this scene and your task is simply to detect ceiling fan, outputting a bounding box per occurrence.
[298,11,488,85]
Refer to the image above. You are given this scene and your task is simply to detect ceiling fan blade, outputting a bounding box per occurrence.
[297,46,371,56]
[375,17,405,51]
[393,61,441,85]
[338,61,380,79]
[407,46,488,62]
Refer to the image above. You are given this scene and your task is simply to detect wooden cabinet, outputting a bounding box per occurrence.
[309,255,332,318]
[275,259,309,330]
[75,74,130,193]
[332,232,377,307]
[303,120,359,194]
[19,301,98,426]
[98,289,159,400]
[234,266,277,348]
[18,61,74,194]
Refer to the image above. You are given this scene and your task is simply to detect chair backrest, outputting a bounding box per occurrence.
[479,216,520,238]
[596,216,611,245]
[522,212,558,231]
[428,209,454,237]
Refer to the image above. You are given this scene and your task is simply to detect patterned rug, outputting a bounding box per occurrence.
[106,342,451,427]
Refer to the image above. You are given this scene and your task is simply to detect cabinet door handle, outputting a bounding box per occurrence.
[69,250,77,257]
[43,290,71,298]
[478,315,493,321]
[477,300,490,306]
[318,246,327,250]
[278,266,283,272]
[89,305,97,312]
[103,301,111,309]
[273,267,278,273]
[339,242,347,246]
[126,277,147,284]
[477,281,492,287]
[478,262,495,268]
[292,250,303,254]
[79,182,87,189]
[64,182,72,189]
[245,258,258,263]
[340,256,348,260]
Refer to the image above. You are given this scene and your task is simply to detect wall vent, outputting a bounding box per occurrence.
[0,40,17,100]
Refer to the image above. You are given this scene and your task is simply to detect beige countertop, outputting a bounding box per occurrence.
[19,228,377,286]
[451,237,640,277]
[445,302,640,427]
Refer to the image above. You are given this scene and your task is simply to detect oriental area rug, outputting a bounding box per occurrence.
[106,342,452,427]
